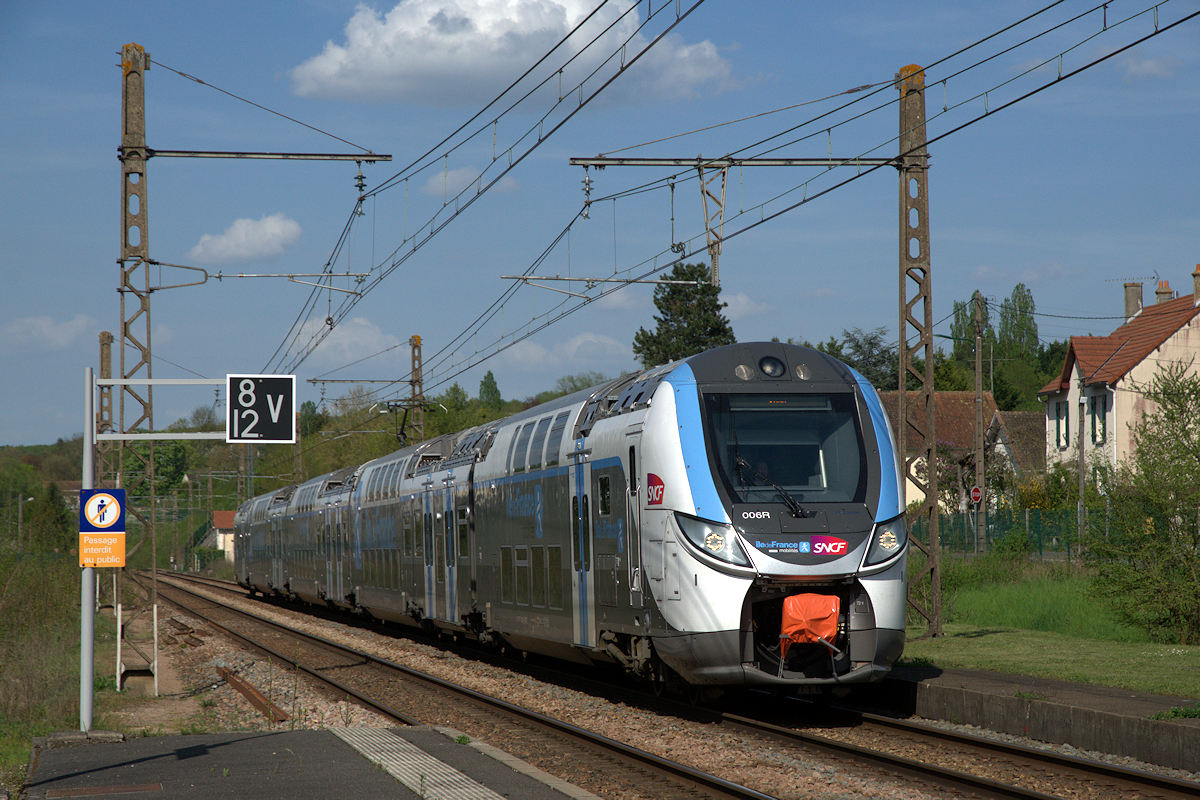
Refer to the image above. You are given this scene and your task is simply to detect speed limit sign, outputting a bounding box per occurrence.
[226,374,295,443]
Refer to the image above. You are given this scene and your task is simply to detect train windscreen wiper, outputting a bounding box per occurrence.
[735,455,812,518]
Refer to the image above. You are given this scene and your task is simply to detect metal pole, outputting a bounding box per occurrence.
[974,293,986,554]
[81,368,95,732]
[1077,389,1086,546]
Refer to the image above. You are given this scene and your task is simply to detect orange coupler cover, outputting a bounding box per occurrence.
[780,593,840,660]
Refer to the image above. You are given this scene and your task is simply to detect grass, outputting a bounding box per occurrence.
[901,625,1200,698]
[903,554,1200,698]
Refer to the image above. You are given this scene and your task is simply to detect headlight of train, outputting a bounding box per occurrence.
[864,514,907,567]
[674,512,752,567]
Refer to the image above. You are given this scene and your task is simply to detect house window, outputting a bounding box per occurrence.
[1055,401,1070,449]
[1090,395,1107,444]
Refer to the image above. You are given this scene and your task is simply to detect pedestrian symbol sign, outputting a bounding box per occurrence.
[79,489,126,568]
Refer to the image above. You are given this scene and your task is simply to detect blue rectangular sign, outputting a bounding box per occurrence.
[80,489,126,534]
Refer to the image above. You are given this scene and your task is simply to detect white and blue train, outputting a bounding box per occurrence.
[235,342,908,689]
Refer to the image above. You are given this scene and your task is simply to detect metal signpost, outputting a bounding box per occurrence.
[80,370,294,731]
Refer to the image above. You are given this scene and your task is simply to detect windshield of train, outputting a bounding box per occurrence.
[703,393,866,504]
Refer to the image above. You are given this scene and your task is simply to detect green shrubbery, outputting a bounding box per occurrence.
[0,554,84,785]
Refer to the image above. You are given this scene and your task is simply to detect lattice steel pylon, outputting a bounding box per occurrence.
[97,331,115,485]
[118,43,157,570]
[410,335,425,441]
[896,65,941,637]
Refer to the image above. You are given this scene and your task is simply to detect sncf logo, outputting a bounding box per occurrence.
[647,473,666,505]
[811,535,849,555]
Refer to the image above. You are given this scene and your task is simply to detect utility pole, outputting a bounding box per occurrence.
[115,41,390,573]
[410,335,425,441]
[974,292,986,554]
[97,332,115,485]
[1077,379,1087,546]
[896,64,941,637]
[118,43,157,578]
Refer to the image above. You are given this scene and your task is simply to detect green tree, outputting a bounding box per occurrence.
[832,326,897,389]
[632,262,735,367]
[479,371,502,411]
[299,400,327,437]
[1091,362,1200,644]
[996,283,1039,360]
[949,291,996,365]
[555,372,607,395]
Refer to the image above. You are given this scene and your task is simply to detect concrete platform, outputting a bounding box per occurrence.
[868,666,1200,772]
[20,726,597,800]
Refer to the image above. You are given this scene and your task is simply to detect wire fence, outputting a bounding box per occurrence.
[910,507,1093,560]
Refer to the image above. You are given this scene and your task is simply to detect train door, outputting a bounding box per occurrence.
[422,480,436,621]
[270,517,283,590]
[333,502,346,602]
[435,472,456,624]
[568,438,595,648]
[625,442,643,609]
[323,505,332,600]
[454,466,475,623]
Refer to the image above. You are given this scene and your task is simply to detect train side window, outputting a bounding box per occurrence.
[456,507,469,558]
[629,446,637,494]
[515,547,530,605]
[597,475,611,516]
[547,546,563,609]
[435,541,445,583]
[423,512,433,566]
[500,546,513,603]
[571,497,580,571]
[511,422,535,473]
[531,547,546,607]
[545,411,570,467]
[527,416,552,469]
[581,494,591,571]
[403,522,414,556]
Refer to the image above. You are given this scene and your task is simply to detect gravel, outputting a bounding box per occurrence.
[156,578,1196,799]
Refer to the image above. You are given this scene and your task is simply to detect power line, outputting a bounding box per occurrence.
[267,0,712,373]
[149,57,375,153]
[408,1,1195,396]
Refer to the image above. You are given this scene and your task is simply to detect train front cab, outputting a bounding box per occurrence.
[644,343,908,688]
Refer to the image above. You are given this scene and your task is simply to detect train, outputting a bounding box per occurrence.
[235,341,908,690]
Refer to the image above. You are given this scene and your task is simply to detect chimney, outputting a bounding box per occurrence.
[1193,265,1200,306]
[1124,282,1143,321]
[1156,280,1173,304]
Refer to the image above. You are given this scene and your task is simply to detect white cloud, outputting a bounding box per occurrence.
[0,313,94,352]
[594,285,650,312]
[419,166,518,197]
[290,0,730,104]
[497,330,628,372]
[722,292,772,321]
[188,213,301,264]
[301,316,406,373]
[1122,56,1181,80]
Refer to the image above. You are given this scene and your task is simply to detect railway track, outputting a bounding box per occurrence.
[152,572,1200,800]
[140,572,774,800]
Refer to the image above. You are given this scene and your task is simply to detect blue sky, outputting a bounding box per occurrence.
[2,1,1197,446]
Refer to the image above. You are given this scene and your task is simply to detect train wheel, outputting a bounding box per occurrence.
[650,658,669,697]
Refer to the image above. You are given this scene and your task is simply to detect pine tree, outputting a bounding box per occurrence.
[632,262,735,367]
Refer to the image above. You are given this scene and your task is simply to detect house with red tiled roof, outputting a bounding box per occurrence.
[1038,267,1200,474]
[879,390,999,509]
[986,410,1045,480]
[211,510,237,562]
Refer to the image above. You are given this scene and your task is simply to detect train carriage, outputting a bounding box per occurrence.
[237,342,907,689]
